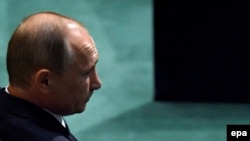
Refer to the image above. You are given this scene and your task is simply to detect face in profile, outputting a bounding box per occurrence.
[48,23,102,115]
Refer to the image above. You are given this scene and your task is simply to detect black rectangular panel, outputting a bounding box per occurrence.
[154,0,250,102]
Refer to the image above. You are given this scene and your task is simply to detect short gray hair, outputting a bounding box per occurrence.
[6,12,77,88]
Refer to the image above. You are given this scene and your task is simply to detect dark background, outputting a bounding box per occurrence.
[0,1,250,140]
[154,0,250,103]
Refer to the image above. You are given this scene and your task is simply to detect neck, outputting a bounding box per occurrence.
[8,84,43,108]
[7,85,67,128]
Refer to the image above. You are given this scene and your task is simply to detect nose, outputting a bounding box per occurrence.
[90,70,102,90]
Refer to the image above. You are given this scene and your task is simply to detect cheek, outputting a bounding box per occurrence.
[73,77,91,94]
[60,75,91,99]
[79,76,91,87]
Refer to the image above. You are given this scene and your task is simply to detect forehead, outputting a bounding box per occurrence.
[66,22,92,46]
[71,43,98,72]
[67,23,94,47]
[66,24,98,65]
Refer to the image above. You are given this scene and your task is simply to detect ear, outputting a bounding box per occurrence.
[34,69,51,93]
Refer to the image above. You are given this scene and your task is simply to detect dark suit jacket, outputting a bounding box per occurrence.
[0,87,78,141]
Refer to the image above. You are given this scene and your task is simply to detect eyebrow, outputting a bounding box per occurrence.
[85,59,98,73]
[91,59,98,70]
[95,59,99,65]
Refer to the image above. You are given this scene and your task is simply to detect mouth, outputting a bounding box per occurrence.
[85,93,93,102]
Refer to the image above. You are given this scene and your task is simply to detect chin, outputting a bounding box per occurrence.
[73,109,85,115]
[76,105,86,113]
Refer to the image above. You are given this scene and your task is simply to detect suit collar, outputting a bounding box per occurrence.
[0,88,71,136]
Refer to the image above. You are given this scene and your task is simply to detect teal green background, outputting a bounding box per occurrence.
[0,0,154,140]
[1,1,250,141]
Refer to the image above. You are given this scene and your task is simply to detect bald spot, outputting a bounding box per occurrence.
[19,12,87,39]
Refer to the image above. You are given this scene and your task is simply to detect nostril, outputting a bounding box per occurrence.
[95,82,102,90]
[91,79,101,90]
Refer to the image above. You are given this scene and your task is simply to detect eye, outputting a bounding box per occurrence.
[82,65,95,77]
[82,68,94,76]
[82,71,90,76]
[85,71,91,75]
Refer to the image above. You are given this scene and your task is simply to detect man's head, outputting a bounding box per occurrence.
[6,11,102,115]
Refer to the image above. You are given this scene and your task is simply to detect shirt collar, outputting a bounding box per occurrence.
[43,109,66,128]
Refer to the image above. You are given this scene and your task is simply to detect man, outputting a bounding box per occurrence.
[0,11,102,141]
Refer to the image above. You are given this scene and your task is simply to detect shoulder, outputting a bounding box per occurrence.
[0,106,75,141]
[51,136,72,141]
[0,115,71,141]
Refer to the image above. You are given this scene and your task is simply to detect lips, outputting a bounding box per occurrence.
[83,92,93,103]
[85,95,91,102]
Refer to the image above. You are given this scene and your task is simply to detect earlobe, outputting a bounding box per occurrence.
[34,69,51,93]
